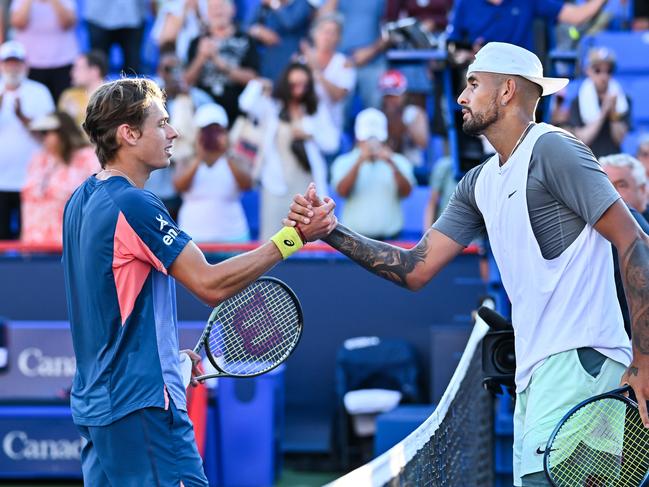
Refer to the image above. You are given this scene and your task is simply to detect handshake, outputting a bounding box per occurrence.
[282,182,338,243]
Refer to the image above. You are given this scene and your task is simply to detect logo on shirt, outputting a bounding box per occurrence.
[536,446,555,455]
[156,213,178,246]
[508,190,517,199]
[156,214,169,231]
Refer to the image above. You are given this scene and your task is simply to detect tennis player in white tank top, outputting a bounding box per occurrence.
[286,42,649,487]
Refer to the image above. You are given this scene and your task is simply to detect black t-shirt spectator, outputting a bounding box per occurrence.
[568,96,631,158]
[187,30,259,125]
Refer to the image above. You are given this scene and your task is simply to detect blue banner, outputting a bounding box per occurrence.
[0,406,81,478]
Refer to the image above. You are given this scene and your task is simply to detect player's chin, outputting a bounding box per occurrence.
[154,155,172,169]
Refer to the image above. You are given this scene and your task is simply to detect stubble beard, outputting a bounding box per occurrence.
[462,97,500,136]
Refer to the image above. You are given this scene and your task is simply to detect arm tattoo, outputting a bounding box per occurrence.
[622,236,649,355]
[323,224,430,288]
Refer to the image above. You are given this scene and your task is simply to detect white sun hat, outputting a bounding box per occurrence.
[354,108,388,142]
[467,42,569,96]
[194,103,229,128]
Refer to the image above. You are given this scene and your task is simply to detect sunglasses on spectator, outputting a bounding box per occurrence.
[592,66,613,75]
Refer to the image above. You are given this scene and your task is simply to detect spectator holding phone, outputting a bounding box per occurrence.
[173,103,252,243]
[331,108,415,240]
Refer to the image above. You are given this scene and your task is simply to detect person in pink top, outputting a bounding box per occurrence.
[10,0,79,102]
[21,111,99,245]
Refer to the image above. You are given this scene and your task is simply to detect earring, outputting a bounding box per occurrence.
[501,101,507,106]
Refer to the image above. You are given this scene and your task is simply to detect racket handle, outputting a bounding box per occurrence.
[194,372,227,382]
[180,353,193,388]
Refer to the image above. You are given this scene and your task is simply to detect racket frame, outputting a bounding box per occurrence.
[543,385,649,487]
[193,276,303,381]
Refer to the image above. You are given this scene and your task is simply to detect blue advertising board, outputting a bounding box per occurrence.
[0,406,81,478]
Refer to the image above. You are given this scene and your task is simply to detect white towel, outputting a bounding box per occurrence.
[578,77,629,124]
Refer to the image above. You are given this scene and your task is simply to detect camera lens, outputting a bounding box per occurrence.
[493,337,515,375]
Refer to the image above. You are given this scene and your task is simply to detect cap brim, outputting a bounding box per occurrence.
[521,75,569,96]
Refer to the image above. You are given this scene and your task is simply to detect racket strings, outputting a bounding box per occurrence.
[207,281,300,376]
[547,397,649,486]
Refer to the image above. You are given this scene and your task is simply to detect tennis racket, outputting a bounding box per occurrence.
[182,276,303,385]
[544,385,649,487]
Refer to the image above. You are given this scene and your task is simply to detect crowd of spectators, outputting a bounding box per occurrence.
[0,0,648,246]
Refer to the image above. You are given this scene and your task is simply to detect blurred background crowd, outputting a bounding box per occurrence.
[0,0,648,248]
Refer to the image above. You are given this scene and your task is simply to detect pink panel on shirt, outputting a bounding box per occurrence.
[113,212,167,325]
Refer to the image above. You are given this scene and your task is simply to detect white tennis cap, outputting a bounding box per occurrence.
[467,42,568,96]
[354,108,388,142]
[194,103,229,128]
[0,41,26,62]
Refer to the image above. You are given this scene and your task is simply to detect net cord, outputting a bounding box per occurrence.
[325,317,490,487]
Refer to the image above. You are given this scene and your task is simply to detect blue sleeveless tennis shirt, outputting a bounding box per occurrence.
[63,176,192,426]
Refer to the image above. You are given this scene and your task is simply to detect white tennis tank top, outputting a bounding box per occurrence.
[178,157,249,242]
[474,123,631,391]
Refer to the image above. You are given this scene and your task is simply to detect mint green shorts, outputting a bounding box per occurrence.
[512,348,626,486]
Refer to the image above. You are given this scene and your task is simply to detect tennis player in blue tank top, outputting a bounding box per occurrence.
[62,78,336,486]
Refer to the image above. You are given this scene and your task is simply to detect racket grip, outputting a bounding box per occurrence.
[180,353,193,388]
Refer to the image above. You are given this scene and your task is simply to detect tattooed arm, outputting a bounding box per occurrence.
[595,199,649,427]
[323,224,464,290]
[283,184,464,290]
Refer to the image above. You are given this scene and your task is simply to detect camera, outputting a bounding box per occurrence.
[478,307,516,394]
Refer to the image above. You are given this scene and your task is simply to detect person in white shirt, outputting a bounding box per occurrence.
[173,103,252,242]
[238,63,338,240]
[0,40,55,239]
[301,12,356,153]
[331,108,415,240]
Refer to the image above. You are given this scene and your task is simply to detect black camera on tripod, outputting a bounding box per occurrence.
[478,307,516,395]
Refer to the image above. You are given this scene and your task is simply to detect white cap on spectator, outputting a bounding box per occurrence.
[194,103,229,128]
[0,41,26,62]
[29,113,60,131]
[355,108,388,142]
[467,42,568,96]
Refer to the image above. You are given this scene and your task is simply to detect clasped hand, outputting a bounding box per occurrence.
[283,183,337,242]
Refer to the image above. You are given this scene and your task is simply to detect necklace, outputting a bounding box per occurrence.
[504,122,535,163]
[101,168,137,187]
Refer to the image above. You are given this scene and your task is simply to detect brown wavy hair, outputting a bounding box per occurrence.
[82,78,165,168]
[51,111,89,164]
[273,62,318,118]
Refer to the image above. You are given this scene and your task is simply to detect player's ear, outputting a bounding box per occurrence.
[116,124,141,147]
[500,77,516,106]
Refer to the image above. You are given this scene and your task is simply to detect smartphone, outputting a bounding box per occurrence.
[200,124,227,152]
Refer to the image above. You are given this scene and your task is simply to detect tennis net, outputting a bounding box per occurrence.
[327,319,494,487]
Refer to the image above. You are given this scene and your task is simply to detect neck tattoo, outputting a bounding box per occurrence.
[101,168,137,187]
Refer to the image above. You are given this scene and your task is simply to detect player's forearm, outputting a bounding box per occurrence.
[204,242,282,305]
[621,233,649,356]
[323,223,429,289]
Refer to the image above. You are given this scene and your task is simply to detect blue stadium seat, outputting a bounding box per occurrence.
[399,186,430,240]
[581,32,649,75]
[627,78,649,129]
[241,189,260,240]
[622,131,647,156]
